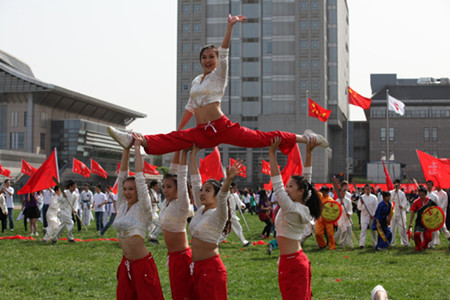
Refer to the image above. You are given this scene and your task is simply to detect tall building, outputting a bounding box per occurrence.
[177,0,349,187]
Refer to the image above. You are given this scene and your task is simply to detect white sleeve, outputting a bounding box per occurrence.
[191,174,203,209]
[135,172,152,213]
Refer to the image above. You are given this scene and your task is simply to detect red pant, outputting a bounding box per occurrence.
[117,253,164,300]
[278,250,312,300]
[413,231,432,251]
[168,247,194,300]
[192,254,227,300]
[315,217,336,250]
[144,115,297,155]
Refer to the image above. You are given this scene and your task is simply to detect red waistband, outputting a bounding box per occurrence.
[168,247,191,256]
[196,115,229,128]
[121,252,153,263]
[280,249,304,259]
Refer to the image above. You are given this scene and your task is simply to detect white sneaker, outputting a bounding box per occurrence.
[107,126,133,149]
[303,129,329,148]
[35,232,39,237]
[30,232,34,236]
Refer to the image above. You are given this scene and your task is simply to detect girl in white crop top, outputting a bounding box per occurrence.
[268,137,322,300]
[113,134,164,300]
[188,145,244,300]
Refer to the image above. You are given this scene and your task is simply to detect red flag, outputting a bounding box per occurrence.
[348,87,371,110]
[73,158,91,178]
[91,159,108,179]
[112,177,118,194]
[381,160,394,190]
[264,180,272,191]
[117,163,135,176]
[21,160,37,176]
[230,158,246,178]
[261,160,271,176]
[309,98,331,122]
[281,144,303,185]
[18,149,59,194]
[0,164,12,178]
[416,149,450,188]
[144,161,160,175]
[199,147,223,184]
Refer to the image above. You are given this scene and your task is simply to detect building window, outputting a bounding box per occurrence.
[300,41,308,49]
[300,80,308,90]
[10,132,24,149]
[193,24,201,33]
[41,112,48,128]
[40,133,45,150]
[263,41,272,55]
[311,40,319,49]
[300,61,308,70]
[182,24,191,33]
[24,112,28,127]
[432,127,438,141]
[0,105,6,149]
[311,2,320,10]
[312,61,320,69]
[193,43,201,53]
[182,4,190,14]
[381,128,386,141]
[11,111,18,127]
[182,83,190,91]
[300,21,308,30]
[182,63,191,72]
[424,127,430,141]
[182,43,191,53]
[312,80,320,90]
[193,63,202,72]
[193,4,201,13]
[389,128,394,141]
[311,21,319,30]
[300,2,308,10]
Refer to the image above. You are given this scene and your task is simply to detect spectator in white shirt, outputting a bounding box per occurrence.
[93,184,107,232]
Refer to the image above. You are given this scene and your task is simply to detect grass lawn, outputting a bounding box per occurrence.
[0,209,449,299]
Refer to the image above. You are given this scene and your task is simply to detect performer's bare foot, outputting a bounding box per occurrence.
[303,129,329,148]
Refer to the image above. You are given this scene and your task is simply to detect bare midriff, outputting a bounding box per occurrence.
[194,102,224,124]
[277,236,302,255]
[163,230,189,253]
[119,235,149,260]
[191,237,219,261]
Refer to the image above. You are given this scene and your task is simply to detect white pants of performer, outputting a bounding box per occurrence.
[390,213,410,246]
[81,207,91,226]
[53,212,74,241]
[359,216,376,247]
[43,212,61,241]
[219,216,249,245]
[148,209,161,240]
[103,209,111,226]
[335,225,353,248]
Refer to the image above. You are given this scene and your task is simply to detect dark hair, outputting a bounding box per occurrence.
[340,180,349,187]
[426,180,434,186]
[394,179,401,184]
[96,184,102,190]
[84,183,90,187]
[150,180,159,188]
[54,185,60,192]
[320,185,329,193]
[382,191,391,199]
[364,184,371,189]
[231,182,237,188]
[290,175,322,220]
[418,185,427,194]
[66,180,76,189]
[123,176,135,185]
[222,198,232,236]
[199,44,218,61]
[4,179,10,184]
[163,173,177,186]
[203,179,221,196]
[259,189,269,204]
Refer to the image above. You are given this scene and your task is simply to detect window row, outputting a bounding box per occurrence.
[182,43,202,53]
[424,127,438,142]
[182,4,201,14]
[371,107,450,118]
[182,24,202,33]
[182,63,202,72]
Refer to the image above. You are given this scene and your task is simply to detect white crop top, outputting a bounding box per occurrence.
[113,171,152,239]
[185,47,229,113]
[188,174,228,244]
[159,165,194,233]
[273,166,313,241]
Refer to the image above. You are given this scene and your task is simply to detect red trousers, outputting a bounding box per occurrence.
[413,231,432,251]
[117,253,164,300]
[315,217,336,250]
[278,250,312,300]
[168,247,194,300]
[192,254,227,300]
[144,115,297,155]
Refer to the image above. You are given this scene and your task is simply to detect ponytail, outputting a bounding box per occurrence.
[222,198,232,236]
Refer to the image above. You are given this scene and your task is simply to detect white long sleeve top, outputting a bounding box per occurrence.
[185,48,229,113]
[272,166,313,241]
[435,190,448,217]
[159,165,194,233]
[228,192,245,219]
[189,174,228,244]
[337,191,353,227]
[390,189,408,216]
[357,193,378,217]
[113,171,152,239]
[58,190,79,216]
[0,194,7,214]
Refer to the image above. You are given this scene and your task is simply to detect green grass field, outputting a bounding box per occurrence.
[1,209,449,299]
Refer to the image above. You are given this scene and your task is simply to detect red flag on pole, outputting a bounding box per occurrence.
[91,159,108,179]
[309,98,332,122]
[73,158,91,178]
[348,87,372,110]
[111,177,118,194]
[416,149,450,188]
[261,160,271,176]
[18,149,59,194]
[144,161,160,175]
[21,160,37,176]
[199,147,223,184]
[281,144,303,185]
[381,160,394,190]
[230,157,246,178]
[0,164,12,178]
[117,163,135,176]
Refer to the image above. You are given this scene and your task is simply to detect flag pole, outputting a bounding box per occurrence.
[386,89,390,177]
[306,89,309,130]
[346,88,350,181]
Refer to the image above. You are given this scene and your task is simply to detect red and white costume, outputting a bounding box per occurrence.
[272,167,313,300]
[144,47,297,156]
[189,173,229,300]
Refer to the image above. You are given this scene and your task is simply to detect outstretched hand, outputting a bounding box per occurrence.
[226,159,244,179]
[228,14,247,26]
[269,137,282,154]
[306,137,320,152]
[133,133,145,148]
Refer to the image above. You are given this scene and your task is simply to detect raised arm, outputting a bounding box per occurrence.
[189,144,202,208]
[303,138,319,182]
[133,133,144,174]
[177,110,194,131]
[221,14,247,49]
[269,137,281,177]
[133,134,152,213]
[170,151,181,174]
[178,149,192,213]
